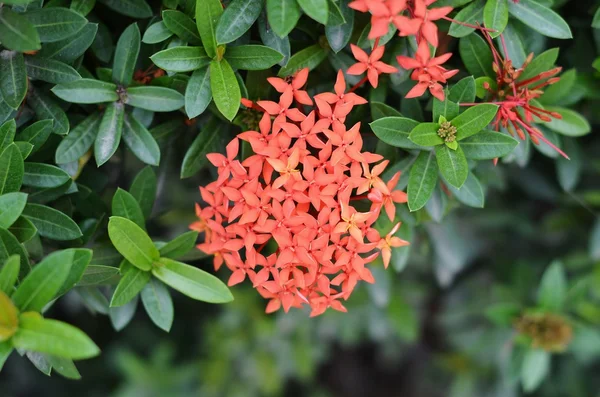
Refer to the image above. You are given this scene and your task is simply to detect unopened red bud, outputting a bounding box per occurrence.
[550,112,562,119]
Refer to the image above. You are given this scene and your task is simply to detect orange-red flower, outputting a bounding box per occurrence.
[347,44,398,88]
[395,0,452,47]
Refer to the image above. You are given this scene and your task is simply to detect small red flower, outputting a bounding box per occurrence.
[347,44,398,88]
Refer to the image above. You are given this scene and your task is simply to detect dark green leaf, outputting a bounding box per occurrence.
[13,313,100,360]
[142,21,173,44]
[7,216,36,243]
[435,144,469,189]
[507,0,572,39]
[181,117,224,178]
[258,13,290,66]
[433,96,459,121]
[453,104,498,140]
[210,59,240,121]
[266,0,302,38]
[14,142,33,160]
[55,112,101,164]
[0,144,24,195]
[97,0,152,18]
[112,23,140,87]
[141,278,173,332]
[195,0,223,58]
[152,257,233,303]
[110,266,150,307]
[447,172,484,208]
[129,166,156,219]
[370,102,402,119]
[22,204,82,240]
[24,7,87,43]
[125,86,184,112]
[23,163,71,188]
[0,51,27,110]
[0,8,41,52]
[159,231,198,259]
[556,138,581,192]
[94,102,124,166]
[0,193,27,229]
[185,66,212,119]
[27,87,70,135]
[0,120,15,152]
[459,33,494,77]
[18,119,53,152]
[122,113,160,166]
[448,76,476,104]
[483,0,508,38]
[108,216,159,271]
[37,22,98,63]
[407,151,438,212]
[51,78,118,104]
[278,44,327,77]
[70,0,96,16]
[112,188,145,228]
[215,0,262,45]
[518,48,558,82]
[150,46,210,73]
[90,22,112,63]
[224,45,284,70]
[297,0,329,24]
[163,10,201,45]
[542,107,590,137]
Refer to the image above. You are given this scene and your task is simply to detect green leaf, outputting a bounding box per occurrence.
[195,0,223,59]
[23,7,87,43]
[278,44,328,77]
[125,86,184,112]
[371,102,402,119]
[12,249,74,312]
[112,23,140,87]
[433,96,459,121]
[150,46,210,73]
[448,0,484,37]
[521,349,550,393]
[224,45,284,70]
[0,144,24,195]
[22,203,82,240]
[109,295,137,330]
[0,255,19,295]
[0,193,27,229]
[13,313,100,360]
[453,104,498,140]
[18,120,53,153]
[56,249,93,297]
[459,33,494,78]
[97,0,152,18]
[537,260,566,311]
[142,21,173,44]
[51,78,118,104]
[447,172,484,208]
[159,231,198,259]
[27,87,70,135]
[210,59,240,121]
[539,69,576,106]
[435,144,469,189]
[409,123,444,146]
[163,10,201,45]
[55,112,101,164]
[112,188,145,229]
[0,51,27,110]
[78,265,120,286]
[484,302,520,326]
[110,265,150,307]
[90,22,112,63]
[556,138,581,192]
[541,106,590,137]
[460,130,518,159]
[141,278,174,332]
[122,113,160,166]
[499,22,526,68]
[14,142,33,160]
[449,76,476,104]
[326,1,353,52]
[407,151,438,212]
[0,340,12,372]
[129,166,156,219]
[94,102,124,166]
[518,48,559,82]
[108,216,159,271]
[46,355,81,379]
[0,120,15,152]
[507,0,571,39]
[70,0,96,16]
[181,117,224,178]
[37,22,98,63]
[298,0,329,24]
[215,0,262,45]
[0,8,41,52]
[258,14,290,66]
[185,66,212,119]
[266,0,302,38]
[0,228,30,278]
[23,163,70,188]
[152,257,233,303]
[594,7,600,29]
[0,290,18,341]
[483,0,508,38]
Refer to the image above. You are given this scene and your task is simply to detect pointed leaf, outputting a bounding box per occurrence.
[124,86,184,112]
[112,23,140,87]
[542,107,590,137]
[407,151,438,212]
[459,33,494,77]
[325,0,354,52]
[37,22,98,63]
[23,7,87,43]
[297,0,329,24]
[22,163,70,188]
[122,113,160,166]
[537,260,566,311]
[0,193,27,229]
[18,119,53,153]
[508,0,572,39]
[210,59,240,121]
[195,0,223,58]
[224,45,284,70]
[483,0,508,38]
[266,0,301,38]
[0,51,28,110]
[0,228,30,279]
[453,104,498,140]
[97,0,152,18]
[409,123,443,146]
[158,231,198,259]
[449,76,476,104]
[108,216,159,271]
[95,102,124,166]
[521,349,550,393]
[435,144,469,188]
[109,295,137,330]
[22,203,82,240]
[449,0,485,38]
[215,0,263,45]
[181,117,224,178]
[142,21,173,44]
[460,129,518,159]
[112,188,145,229]
[141,278,174,332]
[110,266,149,307]
[278,44,327,77]
[55,112,101,164]
[0,8,41,52]
[56,249,93,297]
[447,172,484,208]
[185,66,212,118]
[78,265,120,286]
[0,144,24,195]
[163,10,201,45]
[150,46,210,73]
[129,166,156,219]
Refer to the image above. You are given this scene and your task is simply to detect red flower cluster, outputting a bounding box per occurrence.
[348,0,457,100]
[191,69,409,316]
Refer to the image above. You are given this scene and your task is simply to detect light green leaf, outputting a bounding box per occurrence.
[23,7,87,43]
[129,166,156,219]
[142,21,173,44]
[109,295,137,330]
[23,163,71,188]
[0,51,27,110]
[508,0,571,39]
[449,76,476,104]
[453,104,498,140]
[0,255,19,295]
[78,265,120,286]
[266,0,302,38]
[150,46,210,73]
[278,44,328,77]
[542,106,590,137]
[409,123,444,146]
[122,113,160,166]
[163,10,201,45]
[12,250,74,312]
[110,266,150,307]
[94,102,124,166]
[224,45,284,70]
[55,112,101,164]
[210,59,240,121]
[152,257,233,303]
[112,188,145,229]
[537,260,567,311]
[56,249,93,297]
[46,355,81,379]
[407,151,438,212]
[108,216,159,271]
[521,349,550,392]
[0,8,41,52]
[185,66,212,119]
[141,278,174,332]
[215,0,263,45]
[13,313,100,360]
[298,0,329,24]
[0,193,27,229]
[22,203,82,240]
[0,144,24,195]
[112,23,140,87]
[518,48,559,82]
[195,0,223,59]
[158,231,199,259]
[435,144,469,189]
[96,0,152,18]
[447,172,484,208]
[125,86,184,112]
[51,78,118,104]
[483,0,508,38]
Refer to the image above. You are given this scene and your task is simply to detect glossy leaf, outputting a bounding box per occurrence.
[112,23,140,87]
[184,66,212,119]
[210,59,240,121]
[51,78,118,104]
[125,86,184,112]
[0,228,29,277]
[142,21,173,44]
[258,14,290,66]
[409,123,444,146]
[448,76,476,104]
[94,102,124,166]
[518,48,559,82]
[435,145,469,189]
[108,216,159,271]
[22,203,82,240]
[24,7,87,43]
[112,188,145,229]
[0,144,24,195]
[129,166,156,219]
[0,193,27,229]
[181,118,224,178]
[122,113,161,166]
[141,278,174,332]
[407,151,438,212]
[453,104,498,140]
[278,44,328,77]
[55,112,101,164]
[266,0,302,38]
[159,231,198,259]
[325,0,354,52]
[224,45,284,70]
[215,0,263,45]
[447,172,484,208]
[97,0,152,18]
[542,107,590,137]
[37,22,98,63]
[56,249,93,297]
[195,0,223,58]
[459,33,494,78]
[18,120,53,153]
[483,0,508,38]
[110,265,150,307]
[298,0,329,24]
[23,163,71,188]
[78,265,120,286]
[163,10,201,45]
[0,8,41,52]
[448,0,484,37]
[508,0,572,39]
[27,87,70,135]
[150,46,210,73]
[0,51,27,110]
